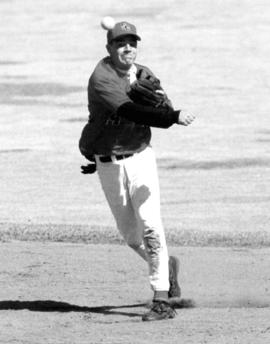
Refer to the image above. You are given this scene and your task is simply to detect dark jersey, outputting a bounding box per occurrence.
[87,57,154,155]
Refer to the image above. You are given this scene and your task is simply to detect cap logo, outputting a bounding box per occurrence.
[120,23,131,31]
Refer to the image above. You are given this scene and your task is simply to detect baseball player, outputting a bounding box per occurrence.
[79,19,195,321]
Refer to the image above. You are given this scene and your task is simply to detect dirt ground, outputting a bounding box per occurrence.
[0,242,269,344]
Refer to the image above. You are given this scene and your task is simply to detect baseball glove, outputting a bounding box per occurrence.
[81,162,96,174]
[127,69,173,109]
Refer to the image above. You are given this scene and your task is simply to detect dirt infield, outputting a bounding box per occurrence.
[0,242,269,344]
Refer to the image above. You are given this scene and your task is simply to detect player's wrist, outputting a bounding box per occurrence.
[172,110,181,124]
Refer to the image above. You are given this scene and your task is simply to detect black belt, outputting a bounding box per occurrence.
[99,154,133,163]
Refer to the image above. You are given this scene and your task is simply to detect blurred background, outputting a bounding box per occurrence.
[0,0,269,235]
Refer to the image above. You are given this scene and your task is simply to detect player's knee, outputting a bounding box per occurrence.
[143,228,161,255]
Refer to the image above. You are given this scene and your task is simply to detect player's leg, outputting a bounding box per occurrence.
[128,149,180,300]
[95,158,147,261]
[125,147,178,320]
[125,147,170,295]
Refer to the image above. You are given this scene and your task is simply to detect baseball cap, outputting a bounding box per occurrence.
[107,21,141,44]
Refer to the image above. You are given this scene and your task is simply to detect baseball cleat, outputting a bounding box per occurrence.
[142,300,176,321]
[168,256,181,298]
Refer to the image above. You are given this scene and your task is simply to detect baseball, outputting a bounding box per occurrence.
[100,16,115,30]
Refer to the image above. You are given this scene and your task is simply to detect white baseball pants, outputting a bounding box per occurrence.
[95,146,169,291]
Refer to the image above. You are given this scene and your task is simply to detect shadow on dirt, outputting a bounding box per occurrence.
[0,300,146,317]
[0,298,195,317]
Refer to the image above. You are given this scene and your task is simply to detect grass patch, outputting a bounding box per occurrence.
[0,223,124,245]
[166,228,270,248]
[157,157,270,170]
[0,223,270,248]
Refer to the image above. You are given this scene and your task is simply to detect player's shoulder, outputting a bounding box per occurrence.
[90,57,116,84]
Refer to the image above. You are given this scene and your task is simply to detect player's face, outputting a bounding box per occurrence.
[107,35,138,70]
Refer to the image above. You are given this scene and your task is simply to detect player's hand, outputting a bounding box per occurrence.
[177,110,196,126]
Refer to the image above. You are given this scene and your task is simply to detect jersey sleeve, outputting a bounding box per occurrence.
[89,72,131,113]
[117,101,179,128]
